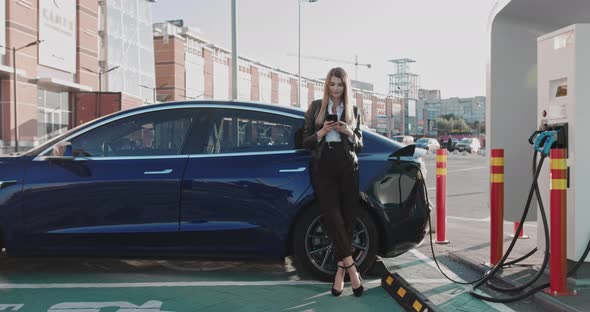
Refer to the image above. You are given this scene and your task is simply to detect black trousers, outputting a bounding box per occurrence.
[312,142,360,261]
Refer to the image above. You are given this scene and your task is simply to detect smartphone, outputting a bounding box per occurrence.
[327,114,338,122]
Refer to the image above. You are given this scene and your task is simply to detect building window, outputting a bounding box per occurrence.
[37,88,70,144]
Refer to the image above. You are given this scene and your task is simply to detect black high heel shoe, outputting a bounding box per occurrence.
[344,263,364,297]
[331,264,345,297]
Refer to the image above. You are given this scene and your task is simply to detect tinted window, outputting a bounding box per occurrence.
[62,109,194,157]
[201,109,304,154]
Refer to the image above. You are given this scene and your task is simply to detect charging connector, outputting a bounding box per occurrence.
[545,123,568,150]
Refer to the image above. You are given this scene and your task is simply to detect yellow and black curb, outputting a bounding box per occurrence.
[381,272,440,312]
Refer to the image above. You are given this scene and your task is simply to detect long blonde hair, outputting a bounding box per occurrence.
[315,67,356,127]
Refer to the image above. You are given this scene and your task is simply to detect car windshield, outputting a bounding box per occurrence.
[416,138,429,144]
[460,138,472,143]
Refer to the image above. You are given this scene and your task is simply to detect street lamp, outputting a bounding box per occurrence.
[82,65,119,93]
[0,40,43,152]
[298,0,318,107]
[139,82,168,104]
[82,65,119,121]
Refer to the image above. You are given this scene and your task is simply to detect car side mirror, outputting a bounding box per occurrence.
[389,144,416,158]
[46,142,75,161]
[63,143,73,157]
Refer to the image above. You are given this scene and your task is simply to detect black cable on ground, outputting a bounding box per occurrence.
[467,155,547,302]
[412,150,590,303]
[502,247,537,267]
[486,151,550,292]
[500,151,542,268]
[415,166,489,285]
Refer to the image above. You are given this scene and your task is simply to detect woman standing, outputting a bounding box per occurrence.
[302,67,364,297]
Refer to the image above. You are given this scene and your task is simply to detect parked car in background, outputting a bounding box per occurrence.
[456,137,481,153]
[415,138,441,152]
[444,138,459,152]
[391,135,414,145]
[0,100,430,282]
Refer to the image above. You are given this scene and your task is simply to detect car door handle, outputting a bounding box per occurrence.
[0,180,17,189]
[144,169,173,175]
[279,167,306,173]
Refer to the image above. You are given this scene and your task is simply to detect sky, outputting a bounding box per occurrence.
[152,0,497,98]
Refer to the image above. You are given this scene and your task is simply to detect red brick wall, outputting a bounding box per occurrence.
[250,66,259,101]
[121,94,144,111]
[271,72,278,104]
[3,0,40,147]
[227,59,232,98]
[203,48,214,99]
[76,0,99,91]
[355,94,363,123]
[371,96,377,129]
[386,97,393,135]
[154,36,185,102]
[306,82,314,108]
[290,78,298,107]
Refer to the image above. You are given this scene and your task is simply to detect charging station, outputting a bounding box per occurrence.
[536,24,590,265]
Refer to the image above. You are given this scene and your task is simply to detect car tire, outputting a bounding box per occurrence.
[292,202,379,282]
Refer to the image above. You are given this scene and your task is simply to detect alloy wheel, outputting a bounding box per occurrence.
[303,215,370,275]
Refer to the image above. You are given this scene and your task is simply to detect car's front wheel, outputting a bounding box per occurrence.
[292,203,379,282]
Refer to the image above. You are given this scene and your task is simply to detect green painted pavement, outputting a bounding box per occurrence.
[0,283,404,312]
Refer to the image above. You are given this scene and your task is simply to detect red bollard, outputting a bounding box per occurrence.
[545,149,575,296]
[512,222,529,239]
[490,149,504,265]
[436,149,449,244]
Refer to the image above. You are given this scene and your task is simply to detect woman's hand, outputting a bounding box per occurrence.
[317,121,338,139]
[336,121,354,138]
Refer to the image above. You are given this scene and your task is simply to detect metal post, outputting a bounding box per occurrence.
[231,0,238,100]
[12,47,17,152]
[298,1,301,107]
[490,149,504,265]
[97,71,102,119]
[435,148,450,244]
[545,148,575,296]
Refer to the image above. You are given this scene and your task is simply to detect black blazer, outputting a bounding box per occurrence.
[302,99,363,172]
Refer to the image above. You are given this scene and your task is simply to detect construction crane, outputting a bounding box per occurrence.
[287,53,371,80]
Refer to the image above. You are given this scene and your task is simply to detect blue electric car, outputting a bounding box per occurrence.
[0,101,429,281]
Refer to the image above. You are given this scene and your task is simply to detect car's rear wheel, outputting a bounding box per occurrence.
[292,203,379,282]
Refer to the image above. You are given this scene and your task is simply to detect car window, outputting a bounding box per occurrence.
[416,138,428,143]
[201,109,304,154]
[55,109,195,157]
[460,138,472,143]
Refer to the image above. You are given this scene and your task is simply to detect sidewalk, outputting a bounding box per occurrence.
[381,222,590,311]
[406,151,590,311]
[447,230,590,312]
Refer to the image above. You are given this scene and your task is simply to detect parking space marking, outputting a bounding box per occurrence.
[282,301,316,311]
[0,280,331,289]
[448,216,538,227]
[448,166,487,173]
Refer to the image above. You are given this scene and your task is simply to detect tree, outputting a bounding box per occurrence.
[452,118,469,132]
[436,118,451,133]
